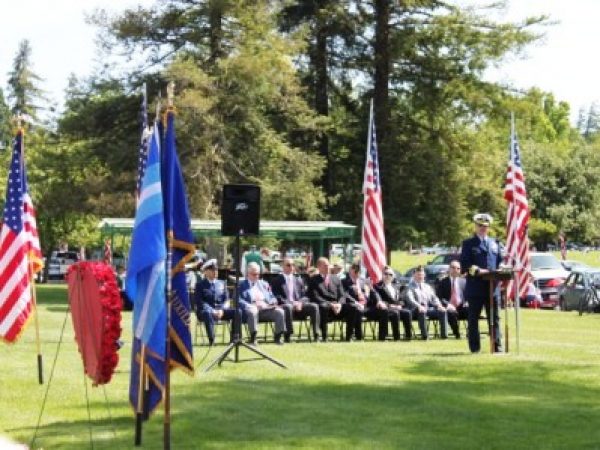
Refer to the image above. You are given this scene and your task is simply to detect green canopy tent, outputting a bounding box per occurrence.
[98,218,357,263]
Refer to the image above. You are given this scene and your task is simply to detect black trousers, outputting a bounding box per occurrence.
[317,302,362,341]
[364,307,390,340]
[281,302,320,339]
[389,307,413,340]
[468,296,502,353]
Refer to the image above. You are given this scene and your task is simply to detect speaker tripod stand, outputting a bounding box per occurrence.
[204,233,286,371]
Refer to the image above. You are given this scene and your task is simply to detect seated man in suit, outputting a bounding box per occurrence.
[374,265,413,340]
[194,259,235,346]
[342,263,385,340]
[308,257,360,341]
[238,262,286,345]
[435,260,465,338]
[406,265,450,339]
[270,258,320,342]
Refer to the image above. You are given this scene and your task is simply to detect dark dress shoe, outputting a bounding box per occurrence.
[284,333,291,343]
[248,332,258,346]
[274,333,284,345]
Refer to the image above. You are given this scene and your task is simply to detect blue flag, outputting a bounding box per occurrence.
[128,123,167,416]
[162,108,194,373]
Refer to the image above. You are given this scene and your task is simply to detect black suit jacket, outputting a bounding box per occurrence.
[308,274,345,307]
[374,281,405,307]
[342,276,380,307]
[270,274,308,305]
[435,276,466,307]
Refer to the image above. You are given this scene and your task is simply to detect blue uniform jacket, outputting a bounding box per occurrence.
[459,235,502,300]
[195,278,229,313]
[238,279,277,311]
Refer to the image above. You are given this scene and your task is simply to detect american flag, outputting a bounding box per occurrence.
[361,101,386,283]
[136,83,151,202]
[504,118,531,300]
[104,238,112,265]
[0,129,43,343]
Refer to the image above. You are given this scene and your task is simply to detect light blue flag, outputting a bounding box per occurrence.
[127,124,167,348]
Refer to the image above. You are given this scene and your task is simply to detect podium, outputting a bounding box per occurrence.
[480,270,513,353]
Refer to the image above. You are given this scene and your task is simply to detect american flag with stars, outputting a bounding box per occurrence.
[0,129,43,343]
[504,118,531,300]
[136,84,152,203]
[361,101,386,283]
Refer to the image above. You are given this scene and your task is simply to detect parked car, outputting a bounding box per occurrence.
[529,252,569,309]
[330,244,344,258]
[558,268,600,312]
[47,251,80,280]
[561,260,590,272]
[422,244,450,254]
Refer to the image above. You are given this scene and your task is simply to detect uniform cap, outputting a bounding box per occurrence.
[473,213,492,226]
[201,259,218,271]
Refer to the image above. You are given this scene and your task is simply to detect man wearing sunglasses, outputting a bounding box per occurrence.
[459,213,503,353]
[270,258,320,342]
[374,266,413,340]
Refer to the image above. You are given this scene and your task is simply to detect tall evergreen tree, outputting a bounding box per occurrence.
[7,39,45,120]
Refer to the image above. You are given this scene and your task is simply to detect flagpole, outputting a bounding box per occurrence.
[20,118,44,384]
[164,231,173,450]
[164,82,175,450]
[511,112,521,354]
[30,262,44,384]
[135,343,146,446]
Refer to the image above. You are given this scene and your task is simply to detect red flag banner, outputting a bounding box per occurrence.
[0,129,43,343]
[361,102,386,283]
[504,120,531,301]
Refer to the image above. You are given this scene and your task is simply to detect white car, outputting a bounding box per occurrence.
[529,252,569,308]
[47,251,80,280]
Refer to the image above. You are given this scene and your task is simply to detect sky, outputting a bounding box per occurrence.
[0,1,597,123]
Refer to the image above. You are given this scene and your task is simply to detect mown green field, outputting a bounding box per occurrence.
[2,284,600,449]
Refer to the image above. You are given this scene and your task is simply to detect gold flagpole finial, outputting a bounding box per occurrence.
[155,91,162,123]
[167,82,175,108]
[11,112,24,131]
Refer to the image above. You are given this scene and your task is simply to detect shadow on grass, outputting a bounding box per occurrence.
[15,357,600,450]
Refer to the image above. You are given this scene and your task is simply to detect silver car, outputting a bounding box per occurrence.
[558,268,600,312]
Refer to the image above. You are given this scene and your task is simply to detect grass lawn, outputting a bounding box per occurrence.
[2,284,600,449]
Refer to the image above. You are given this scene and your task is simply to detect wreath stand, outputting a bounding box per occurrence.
[30,262,122,449]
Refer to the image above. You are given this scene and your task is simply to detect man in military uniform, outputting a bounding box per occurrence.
[195,259,235,346]
[459,213,503,353]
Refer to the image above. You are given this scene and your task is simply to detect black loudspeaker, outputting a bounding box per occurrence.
[221,184,260,236]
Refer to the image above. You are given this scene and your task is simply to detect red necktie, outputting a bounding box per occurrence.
[450,278,459,307]
[324,275,330,288]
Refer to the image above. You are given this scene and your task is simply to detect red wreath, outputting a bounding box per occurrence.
[67,261,122,386]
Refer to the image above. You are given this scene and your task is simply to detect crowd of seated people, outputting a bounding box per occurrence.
[193,256,468,346]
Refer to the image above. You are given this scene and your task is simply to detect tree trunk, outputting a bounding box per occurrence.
[208,0,224,64]
[373,0,391,254]
[314,11,332,200]
[373,0,390,154]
